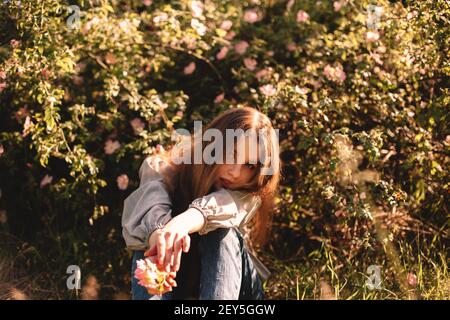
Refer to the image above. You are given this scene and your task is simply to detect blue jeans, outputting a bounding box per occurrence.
[131,228,264,300]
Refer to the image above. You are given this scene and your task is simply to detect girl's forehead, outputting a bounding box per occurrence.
[232,134,263,163]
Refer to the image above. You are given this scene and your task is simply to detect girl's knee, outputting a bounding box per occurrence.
[199,228,242,252]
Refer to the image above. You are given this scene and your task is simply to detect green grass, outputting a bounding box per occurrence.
[262,236,449,300]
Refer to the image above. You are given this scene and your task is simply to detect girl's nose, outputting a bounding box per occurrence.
[227,164,241,180]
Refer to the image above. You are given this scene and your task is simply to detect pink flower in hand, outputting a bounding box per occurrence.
[134,246,177,296]
[134,256,171,295]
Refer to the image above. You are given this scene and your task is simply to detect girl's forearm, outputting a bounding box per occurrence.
[164,208,205,234]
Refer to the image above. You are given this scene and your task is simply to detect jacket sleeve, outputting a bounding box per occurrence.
[188,188,262,235]
[121,156,173,250]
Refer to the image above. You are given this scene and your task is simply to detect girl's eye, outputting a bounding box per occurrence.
[245,163,256,170]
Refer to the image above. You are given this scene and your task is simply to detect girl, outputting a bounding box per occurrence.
[122,106,281,299]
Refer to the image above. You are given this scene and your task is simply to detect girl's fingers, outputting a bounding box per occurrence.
[163,232,174,272]
[144,245,157,257]
[169,279,177,287]
[172,234,183,272]
[156,233,166,266]
[182,234,191,253]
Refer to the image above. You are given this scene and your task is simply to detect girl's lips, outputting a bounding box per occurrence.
[220,178,232,188]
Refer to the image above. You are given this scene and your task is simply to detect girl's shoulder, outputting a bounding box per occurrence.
[222,189,262,219]
[138,154,175,185]
[225,189,261,207]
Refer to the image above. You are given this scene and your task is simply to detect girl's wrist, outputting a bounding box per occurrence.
[164,208,205,234]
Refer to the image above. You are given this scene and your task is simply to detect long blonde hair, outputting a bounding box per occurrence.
[159,106,281,248]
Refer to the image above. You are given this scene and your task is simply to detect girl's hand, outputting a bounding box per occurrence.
[147,227,191,272]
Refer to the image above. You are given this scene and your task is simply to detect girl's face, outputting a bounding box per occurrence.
[214,135,260,190]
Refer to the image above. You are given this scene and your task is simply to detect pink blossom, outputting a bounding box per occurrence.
[104,139,121,155]
[190,1,204,18]
[130,118,145,134]
[286,0,295,11]
[176,111,184,118]
[259,84,276,97]
[244,58,257,71]
[287,43,297,52]
[225,31,236,41]
[142,0,152,6]
[323,63,346,84]
[0,144,4,157]
[40,174,53,188]
[214,92,225,104]
[333,0,347,12]
[310,79,322,89]
[255,68,270,81]
[184,62,196,75]
[266,50,274,57]
[243,9,260,23]
[82,17,97,35]
[294,86,308,95]
[407,11,418,20]
[234,41,249,55]
[191,18,206,36]
[216,47,229,60]
[10,39,20,47]
[370,52,383,65]
[0,70,6,91]
[22,116,32,137]
[377,45,387,54]
[407,273,417,286]
[334,210,346,218]
[296,10,309,23]
[366,31,380,42]
[153,12,168,24]
[117,174,129,190]
[220,20,233,31]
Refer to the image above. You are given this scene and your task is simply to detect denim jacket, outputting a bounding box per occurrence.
[121,155,271,280]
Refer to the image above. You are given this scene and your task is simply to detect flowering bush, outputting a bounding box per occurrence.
[0,0,448,299]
